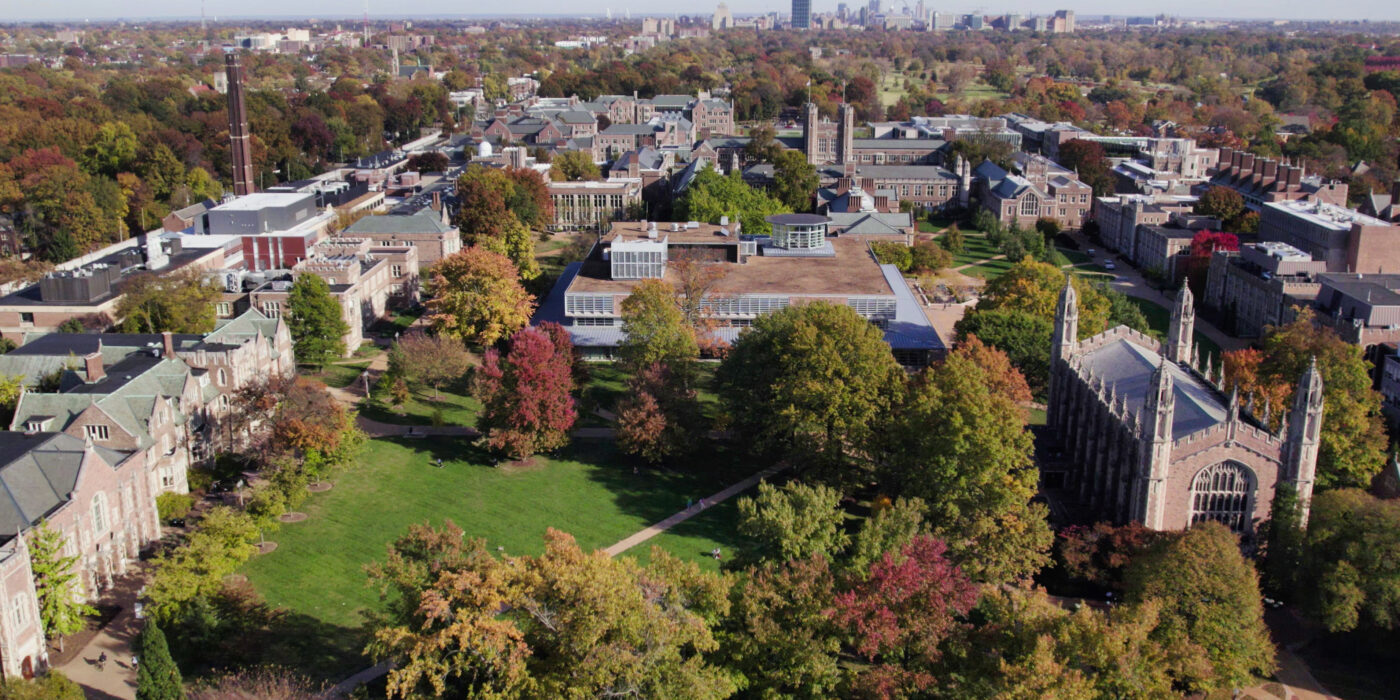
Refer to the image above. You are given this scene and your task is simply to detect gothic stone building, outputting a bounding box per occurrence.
[1046,283,1321,535]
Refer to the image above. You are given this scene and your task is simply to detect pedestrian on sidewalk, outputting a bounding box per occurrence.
[97,652,107,671]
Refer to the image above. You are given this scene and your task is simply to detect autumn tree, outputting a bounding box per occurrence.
[1194,186,1246,226]
[117,270,222,335]
[832,536,979,696]
[717,302,905,484]
[667,251,728,353]
[772,149,819,212]
[1124,522,1275,692]
[452,166,513,242]
[1057,521,1162,590]
[406,151,449,173]
[743,124,782,164]
[270,377,365,471]
[387,332,473,399]
[27,521,96,651]
[549,150,601,181]
[619,279,698,372]
[1056,140,1116,197]
[285,274,350,368]
[473,325,576,460]
[426,248,534,347]
[954,309,1053,396]
[941,224,965,254]
[883,346,1051,583]
[1223,309,1387,488]
[616,362,702,464]
[367,525,734,698]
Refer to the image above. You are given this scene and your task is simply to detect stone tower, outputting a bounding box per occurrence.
[1166,284,1195,365]
[837,103,854,165]
[1047,280,1080,432]
[1137,358,1175,529]
[802,102,821,165]
[1284,357,1324,525]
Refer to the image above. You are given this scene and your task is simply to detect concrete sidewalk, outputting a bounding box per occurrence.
[57,571,147,700]
[602,465,786,556]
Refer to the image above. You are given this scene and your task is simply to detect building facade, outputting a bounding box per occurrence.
[1047,283,1319,536]
[547,179,644,231]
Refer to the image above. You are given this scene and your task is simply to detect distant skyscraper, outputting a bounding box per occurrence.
[225,52,255,196]
[713,2,733,30]
[792,0,811,28]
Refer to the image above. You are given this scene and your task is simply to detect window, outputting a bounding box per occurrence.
[9,597,26,628]
[847,297,897,319]
[261,301,281,318]
[215,302,232,317]
[575,317,616,326]
[392,265,403,277]
[218,368,227,386]
[91,492,109,534]
[1020,194,1039,217]
[19,312,33,325]
[84,424,109,441]
[566,294,614,316]
[1189,462,1254,533]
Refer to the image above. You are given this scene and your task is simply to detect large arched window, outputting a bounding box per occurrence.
[1020,193,1039,217]
[1189,462,1255,533]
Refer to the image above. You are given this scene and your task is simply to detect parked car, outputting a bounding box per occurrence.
[1086,248,1096,255]
[133,602,144,620]
[1103,261,1117,270]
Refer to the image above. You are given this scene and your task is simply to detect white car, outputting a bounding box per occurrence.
[133,602,144,620]
[1103,261,1117,270]
[1086,248,1096,255]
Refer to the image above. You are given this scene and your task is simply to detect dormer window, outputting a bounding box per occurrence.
[84,425,109,441]
[25,419,49,432]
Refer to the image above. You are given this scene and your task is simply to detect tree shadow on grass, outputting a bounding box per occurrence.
[177,611,370,687]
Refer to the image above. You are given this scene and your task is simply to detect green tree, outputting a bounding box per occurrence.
[619,279,698,372]
[0,671,85,699]
[387,332,473,399]
[674,164,790,236]
[117,270,222,334]
[772,149,819,213]
[716,303,905,483]
[883,348,1050,582]
[27,522,96,651]
[954,310,1053,396]
[736,481,850,566]
[846,497,927,574]
[549,150,602,181]
[718,556,842,698]
[136,619,186,700]
[941,224,965,254]
[426,248,535,347]
[285,274,349,368]
[0,374,24,426]
[81,121,139,178]
[1297,489,1400,633]
[743,124,782,164]
[1124,523,1275,692]
[479,216,541,281]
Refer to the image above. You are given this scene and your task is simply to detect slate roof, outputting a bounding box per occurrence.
[1077,335,1228,440]
[556,110,597,125]
[601,124,657,136]
[850,137,946,151]
[0,433,104,543]
[344,210,455,235]
[651,95,692,109]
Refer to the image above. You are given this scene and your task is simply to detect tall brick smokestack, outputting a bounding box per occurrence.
[226,52,255,196]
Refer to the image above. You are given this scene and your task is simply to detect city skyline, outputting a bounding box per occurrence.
[7,0,1399,22]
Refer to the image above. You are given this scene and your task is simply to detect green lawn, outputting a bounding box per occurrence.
[241,436,756,678]
[305,362,370,389]
[359,379,482,427]
[579,363,722,426]
[1056,247,1092,265]
[951,235,1003,267]
[963,260,1016,279]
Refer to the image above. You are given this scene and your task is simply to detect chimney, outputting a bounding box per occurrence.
[83,352,105,382]
[162,331,175,359]
[1261,159,1278,182]
[431,191,442,212]
[1288,166,1302,188]
[1217,147,1233,176]
[1391,177,1400,206]
[225,52,256,196]
[1238,153,1255,176]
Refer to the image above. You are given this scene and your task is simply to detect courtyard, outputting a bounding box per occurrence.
[238,435,754,679]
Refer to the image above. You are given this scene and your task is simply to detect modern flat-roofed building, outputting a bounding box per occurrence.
[532,218,943,366]
[1311,273,1400,351]
[547,179,643,231]
[792,0,812,28]
[1258,199,1400,274]
[1094,194,1198,263]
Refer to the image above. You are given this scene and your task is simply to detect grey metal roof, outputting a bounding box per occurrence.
[846,164,958,180]
[556,110,597,124]
[851,138,945,151]
[601,124,657,136]
[828,212,911,235]
[1077,336,1227,440]
[651,95,692,109]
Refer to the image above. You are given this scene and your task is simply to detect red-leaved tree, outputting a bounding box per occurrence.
[473,324,577,460]
[830,536,979,698]
[1185,229,1240,297]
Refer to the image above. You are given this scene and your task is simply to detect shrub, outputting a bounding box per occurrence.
[156,493,195,522]
[910,240,953,272]
[870,241,913,272]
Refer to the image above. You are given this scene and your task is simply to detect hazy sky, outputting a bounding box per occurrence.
[6,0,1397,22]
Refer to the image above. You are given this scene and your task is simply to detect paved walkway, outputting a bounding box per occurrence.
[602,465,786,556]
[58,571,146,700]
[952,252,1007,272]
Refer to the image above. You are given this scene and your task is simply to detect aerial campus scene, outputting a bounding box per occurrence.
[0,0,1398,697]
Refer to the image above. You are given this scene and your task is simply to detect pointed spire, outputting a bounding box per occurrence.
[1228,385,1240,423]
[1262,397,1272,425]
[1246,391,1256,416]
[1108,382,1117,408]
[1278,410,1289,438]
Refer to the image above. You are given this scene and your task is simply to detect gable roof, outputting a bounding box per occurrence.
[828,212,911,235]
[1076,333,1228,440]
[0,432,130,544]
[344,210,455,235]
